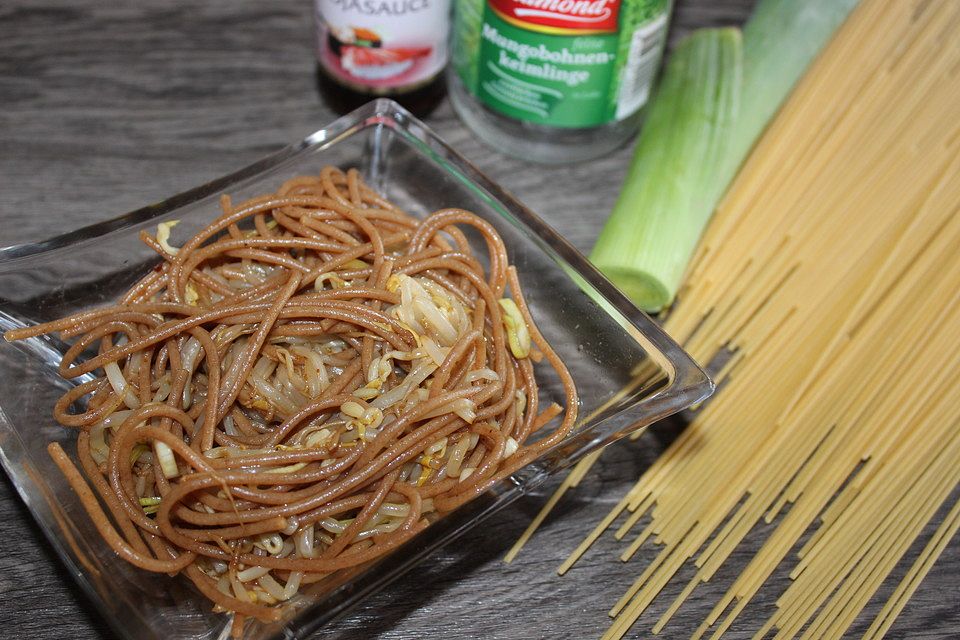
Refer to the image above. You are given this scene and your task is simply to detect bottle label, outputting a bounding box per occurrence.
[316,0,450,91]
[453,0,669,127]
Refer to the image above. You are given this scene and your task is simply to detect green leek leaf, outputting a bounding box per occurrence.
[591,0,860,312]
[591,28,742,312]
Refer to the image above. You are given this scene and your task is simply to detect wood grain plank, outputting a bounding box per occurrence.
[0,1,956,639]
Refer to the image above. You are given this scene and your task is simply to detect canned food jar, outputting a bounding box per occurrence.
[450,0,673,163]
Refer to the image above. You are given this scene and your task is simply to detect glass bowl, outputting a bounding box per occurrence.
[0,99,712,640]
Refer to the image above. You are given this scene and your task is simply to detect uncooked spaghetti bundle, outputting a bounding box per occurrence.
[510,0,960,637]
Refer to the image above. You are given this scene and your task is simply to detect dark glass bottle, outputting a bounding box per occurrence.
[314,0,450,117]
[315,64,446,117]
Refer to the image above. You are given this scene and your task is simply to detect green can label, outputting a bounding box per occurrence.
[454,0,670,128]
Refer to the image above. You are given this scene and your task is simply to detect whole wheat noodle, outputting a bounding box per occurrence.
[6,166,577,634]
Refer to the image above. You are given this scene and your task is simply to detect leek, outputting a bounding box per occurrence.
[719,0,861,187]
[591,0,860,312]
[591,28,742,312]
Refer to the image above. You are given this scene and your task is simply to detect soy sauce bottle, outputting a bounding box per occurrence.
[314,0,451,116]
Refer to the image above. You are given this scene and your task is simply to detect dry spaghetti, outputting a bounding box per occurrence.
[4,166,577,634]
[508,0,960,637]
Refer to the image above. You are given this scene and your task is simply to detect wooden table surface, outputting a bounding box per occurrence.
[1,1,957,638]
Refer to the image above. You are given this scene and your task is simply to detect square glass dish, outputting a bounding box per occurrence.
[0,99,711,640]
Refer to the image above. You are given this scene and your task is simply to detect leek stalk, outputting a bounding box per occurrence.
[591,0,860,312]
[717,0,861,188]
[591,28,742,312]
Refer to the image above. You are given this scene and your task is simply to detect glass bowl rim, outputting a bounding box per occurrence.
[0,98,711,410]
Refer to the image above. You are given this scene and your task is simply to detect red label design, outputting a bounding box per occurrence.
[488,0,621,33]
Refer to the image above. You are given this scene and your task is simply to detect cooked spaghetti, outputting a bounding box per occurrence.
[4,166,577,632]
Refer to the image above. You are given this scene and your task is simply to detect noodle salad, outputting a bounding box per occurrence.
[4,166,577,635]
